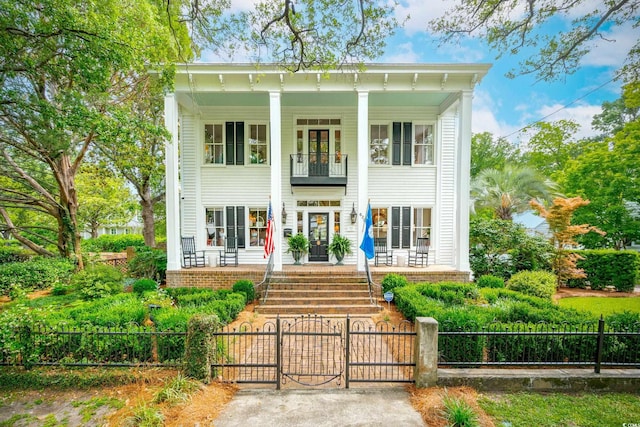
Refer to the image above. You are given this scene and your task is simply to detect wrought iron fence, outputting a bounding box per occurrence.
[438,319,640,372]
[0,325,185,367]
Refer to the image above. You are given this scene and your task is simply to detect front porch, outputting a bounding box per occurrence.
[165,263,470,289]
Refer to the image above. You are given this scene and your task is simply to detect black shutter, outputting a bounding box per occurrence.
[236,206,245,248]
[392,122,401,165]
[402,206,411,248]
[391,206,400,249]
[235,122,244,165]
[225,122,235,165]
[226,206,235,238]
[403,122,412,165]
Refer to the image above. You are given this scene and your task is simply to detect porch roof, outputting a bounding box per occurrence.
[173,62,491,110]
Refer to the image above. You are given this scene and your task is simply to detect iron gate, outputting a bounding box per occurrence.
[211,315,415,389]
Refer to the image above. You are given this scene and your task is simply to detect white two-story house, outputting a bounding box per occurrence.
[164,63,490,281]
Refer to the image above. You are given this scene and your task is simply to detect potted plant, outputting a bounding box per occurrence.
[287,233,310,265]
[327,233,352,265]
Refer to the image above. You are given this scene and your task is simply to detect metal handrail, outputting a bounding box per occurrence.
[364,258,381,306]
[256,252,275,304]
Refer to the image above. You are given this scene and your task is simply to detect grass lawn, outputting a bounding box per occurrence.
[479,392,640,427]
[557,296,640,316]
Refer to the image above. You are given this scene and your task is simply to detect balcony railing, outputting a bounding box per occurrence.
[290,154,348,187]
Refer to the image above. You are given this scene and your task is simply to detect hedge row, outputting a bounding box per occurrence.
[82,234,147,253]
[568,249,639,292]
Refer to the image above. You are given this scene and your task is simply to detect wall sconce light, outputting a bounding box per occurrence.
[350,203,357,224]
[281,202,287,224]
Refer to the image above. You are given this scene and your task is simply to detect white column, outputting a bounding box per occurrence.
[356,91,369,272]
[269,91,283,271]
[456,90,473,273]
[164,93,181,271]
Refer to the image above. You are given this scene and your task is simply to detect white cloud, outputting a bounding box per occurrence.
[471,89,521,140]
[381,42,420,63]
[229,0,259,12]
[582,22,640,68]
[535,103,603,140]
[395,0,450,36]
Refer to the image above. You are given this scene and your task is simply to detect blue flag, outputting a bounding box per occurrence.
[360,203,375,260]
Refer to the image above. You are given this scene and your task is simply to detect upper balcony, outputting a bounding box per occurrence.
[290,154,348,187]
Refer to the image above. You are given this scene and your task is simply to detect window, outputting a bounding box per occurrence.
[334,130,341,163]
[334,212,341,234]
[205,208,225,246]
[369,125,390,164]
[248,208,268,247]
[204,124,224,164]
[249,124,268,164]
[414,125,434,165]
[297,211,303,234]
[413,208,432,244]
[372,208,388,239]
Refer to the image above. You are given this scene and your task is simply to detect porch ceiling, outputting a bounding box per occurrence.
[183,91,451,108]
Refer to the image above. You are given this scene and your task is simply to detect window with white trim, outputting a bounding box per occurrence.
[205,208,225,246]
[205,206,246,248]
[248,208,268,247]
[372,208,388,238]
[204,124,224,164]
[369,124,390,164]
[414,124,434,165]
[249,124,268,164]
[413,208,432,244]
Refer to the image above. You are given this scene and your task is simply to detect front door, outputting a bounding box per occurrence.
[308,130,329,177]
[308,212,329,262]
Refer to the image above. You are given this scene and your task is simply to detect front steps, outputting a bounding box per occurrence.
[256,272,382,316]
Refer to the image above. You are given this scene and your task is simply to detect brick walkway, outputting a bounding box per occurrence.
[216,315,415,389]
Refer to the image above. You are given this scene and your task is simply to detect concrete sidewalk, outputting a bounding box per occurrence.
[213,387,425,427]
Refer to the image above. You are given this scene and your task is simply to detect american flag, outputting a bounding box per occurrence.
[264,200,275,258]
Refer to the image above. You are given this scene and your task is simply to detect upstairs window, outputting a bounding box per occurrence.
[414,124,434,165]
[204,124,224,164]
[370,124,390,165]
[249,124,268,164]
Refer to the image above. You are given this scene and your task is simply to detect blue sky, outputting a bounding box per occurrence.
[214,0,639,142]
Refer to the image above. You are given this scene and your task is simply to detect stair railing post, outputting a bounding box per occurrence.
[595,315,604,374]
[345,315,350,389]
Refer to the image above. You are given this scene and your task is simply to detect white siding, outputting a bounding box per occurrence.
[180,113,198,237]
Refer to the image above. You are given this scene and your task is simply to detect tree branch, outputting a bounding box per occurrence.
[0,207,55,256]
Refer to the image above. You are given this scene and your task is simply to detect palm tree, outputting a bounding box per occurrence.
[471,165,559,220]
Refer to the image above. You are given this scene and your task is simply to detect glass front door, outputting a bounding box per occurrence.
[308,129,329,177]
[308,212,329,262]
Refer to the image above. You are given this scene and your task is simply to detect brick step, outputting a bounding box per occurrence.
[261,296,373,306]
[266,283,370,291]
[271,276,368,284]
[256,304,382,315]
[266,289,371,298]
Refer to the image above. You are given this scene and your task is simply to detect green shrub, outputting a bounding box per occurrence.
[173,290,218,307]
[133,279,158,295]
[0,244,32,264]
[476,274,505,289]
[232,280,255,303]
[68,294,146,327]
[568,250,639,292]
[0,257,76,295]
[83,234,147,253]
[381,273,409,294]
[71,265,124,300]
[128,249,167,283]
[51,284,71,296]
[506,270,557,301]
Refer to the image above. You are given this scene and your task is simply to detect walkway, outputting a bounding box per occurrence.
[213,388,425,427]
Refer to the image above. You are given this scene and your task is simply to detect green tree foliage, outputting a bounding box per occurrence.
[0,0,183,266]
[183,0,400,72]
[521,120,586,180]
[561,85,640,249]
[470,132,521,179]
[76,165,136,239]
[471,165,558,220]
[428,0,640,82]
[469,217,554,280]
